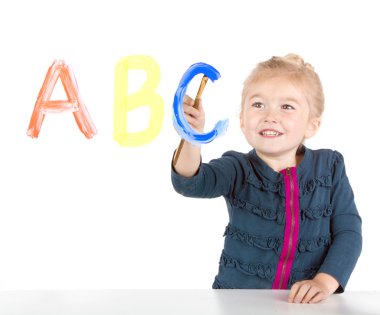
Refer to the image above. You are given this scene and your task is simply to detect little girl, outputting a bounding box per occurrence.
[171,54,362,304]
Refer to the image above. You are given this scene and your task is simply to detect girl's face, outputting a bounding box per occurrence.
[240,75,320,167]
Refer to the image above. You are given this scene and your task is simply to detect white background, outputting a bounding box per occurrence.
[0,0,378,290]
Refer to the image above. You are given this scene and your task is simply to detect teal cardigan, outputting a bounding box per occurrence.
[171,147,362,291]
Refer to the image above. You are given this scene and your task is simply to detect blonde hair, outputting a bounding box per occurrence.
[241,54,324,119]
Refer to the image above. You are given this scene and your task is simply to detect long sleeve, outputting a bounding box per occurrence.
[318,152,362,291]
[171,151,246,199]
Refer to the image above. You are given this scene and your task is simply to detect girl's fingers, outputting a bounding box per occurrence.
[185,113,203,130]
[288,283,300,303]
[289,282,312,303]
[183,95,195,106]
[309,292,325,304]
[289,280,329,304]
[301,285,321,304]
[182,95,205,132]
[294,283,311,303]
[183,104,201,118]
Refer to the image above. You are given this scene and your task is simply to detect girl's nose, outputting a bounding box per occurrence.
[264,108,278,123]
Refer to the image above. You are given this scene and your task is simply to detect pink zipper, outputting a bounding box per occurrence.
[272,167,300,289]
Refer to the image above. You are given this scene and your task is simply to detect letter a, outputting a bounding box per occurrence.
[27,60,97,139]
[113,55,164,146]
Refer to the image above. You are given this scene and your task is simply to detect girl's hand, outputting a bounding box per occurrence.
[183,95,205,133]
[288,273,339,304]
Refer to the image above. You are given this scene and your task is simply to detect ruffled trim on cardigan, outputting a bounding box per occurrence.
[231,198,285,225]
[298,236,331,253]
[245,168,332,199]
[299,175,332,197]
[224,224,282,255]
[231,197,332,223]
[224,224,331,255]
[245,175,284,196]
[219,251,275,281]
[301,205,333,221]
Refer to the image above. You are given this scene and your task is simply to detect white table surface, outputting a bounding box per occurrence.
[0,289,379,315]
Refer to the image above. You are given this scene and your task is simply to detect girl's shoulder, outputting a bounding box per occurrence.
[206,150,254,175]
[219,150,257,169]
[221,150,249,159]
[307,147,344,164]
[303,147,346,175]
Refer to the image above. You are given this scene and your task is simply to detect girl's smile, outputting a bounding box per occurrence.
[259,129,284,137]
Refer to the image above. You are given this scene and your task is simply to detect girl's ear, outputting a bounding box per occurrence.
[305,117,321,139]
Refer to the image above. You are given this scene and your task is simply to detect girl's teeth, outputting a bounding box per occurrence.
[262,131,279,136]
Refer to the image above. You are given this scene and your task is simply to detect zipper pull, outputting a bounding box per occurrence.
[286,167,291,176]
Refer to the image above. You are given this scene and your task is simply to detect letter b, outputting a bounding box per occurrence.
[113,55,164,146]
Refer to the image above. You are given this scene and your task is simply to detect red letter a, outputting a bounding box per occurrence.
[27,60,97,139]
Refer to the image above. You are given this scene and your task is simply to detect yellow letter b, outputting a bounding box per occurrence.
[114,55,164,146]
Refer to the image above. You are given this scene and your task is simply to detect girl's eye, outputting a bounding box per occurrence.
[252,102,264,109]
[282,104,295,110]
